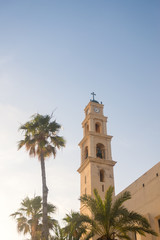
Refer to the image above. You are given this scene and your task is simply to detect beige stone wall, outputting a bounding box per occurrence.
[116,162,160,240]
[90,162,115,199]
[80,163,91,212]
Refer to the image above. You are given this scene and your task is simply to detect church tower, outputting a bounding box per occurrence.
[77,93,116,213]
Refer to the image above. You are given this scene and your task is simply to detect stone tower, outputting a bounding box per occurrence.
[77,93,116,214]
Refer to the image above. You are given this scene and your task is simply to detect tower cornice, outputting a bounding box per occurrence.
[84,101,104,112]
[77,157,116,173]
[78,133,113,147]
[82,114,107,127]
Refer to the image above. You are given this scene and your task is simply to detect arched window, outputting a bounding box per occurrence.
[95,122,101,133]
[96,143,105,159]
[100,170,105,182]
[84,146,88,159]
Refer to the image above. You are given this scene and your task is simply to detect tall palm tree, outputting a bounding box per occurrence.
[63,211,93,240]
[80,186,157,240]
[18,114,65,240]
[11,196,57,240]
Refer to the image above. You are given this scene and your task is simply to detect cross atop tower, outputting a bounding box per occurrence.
[91,92,96,101]
[91,92,99,103]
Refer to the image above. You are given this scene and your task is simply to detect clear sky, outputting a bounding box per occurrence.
[0,1,160,239]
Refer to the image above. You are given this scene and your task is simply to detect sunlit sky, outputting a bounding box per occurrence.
[0,1,160,239]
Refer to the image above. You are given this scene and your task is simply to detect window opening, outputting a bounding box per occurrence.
[102,185,104,192]
[84,146,88,159]
[100,170,105,182]
[95,123,101,133]
[96,143,105,159]
[86,124,89,133]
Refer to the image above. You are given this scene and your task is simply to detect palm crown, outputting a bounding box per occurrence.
[18,113,65,160]
[11,196,57,240]
[80,186,157,240]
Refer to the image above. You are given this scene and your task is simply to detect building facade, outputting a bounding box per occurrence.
[78,97,160,239]
[117,162,160,240]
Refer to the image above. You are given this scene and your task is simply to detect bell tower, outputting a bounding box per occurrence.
[77,93,116,213]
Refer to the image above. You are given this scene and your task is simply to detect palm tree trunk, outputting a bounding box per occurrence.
[31,224,35,240]
[40,153,49,240]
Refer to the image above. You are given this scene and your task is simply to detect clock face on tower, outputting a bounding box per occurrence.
[94,107,100,113]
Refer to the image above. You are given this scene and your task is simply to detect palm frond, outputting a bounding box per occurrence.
[111,191,131,221]
[18,140,26,150]
[80,194,97,217]
[63,211,93,240]
[49,120,61,133]
[50,136,66,148]
[117,233,132,240]
[104,186,114,233]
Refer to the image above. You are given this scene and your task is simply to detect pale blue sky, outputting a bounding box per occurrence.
[0,1,160,239]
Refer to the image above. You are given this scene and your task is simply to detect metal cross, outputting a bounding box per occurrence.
[91,92,96,101]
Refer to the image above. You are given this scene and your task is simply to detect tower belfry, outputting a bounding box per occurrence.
[77,94,116,213]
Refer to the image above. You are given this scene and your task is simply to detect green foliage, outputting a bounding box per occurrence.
[80,186,157,240]
[18,113,65,160]
[11,196,57,240]
[63,211,94,240]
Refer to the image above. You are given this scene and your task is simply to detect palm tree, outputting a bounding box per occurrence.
[63,211,93,240]
[11,196,57,240]
[80,186,157,240]
[18,113,65,240]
